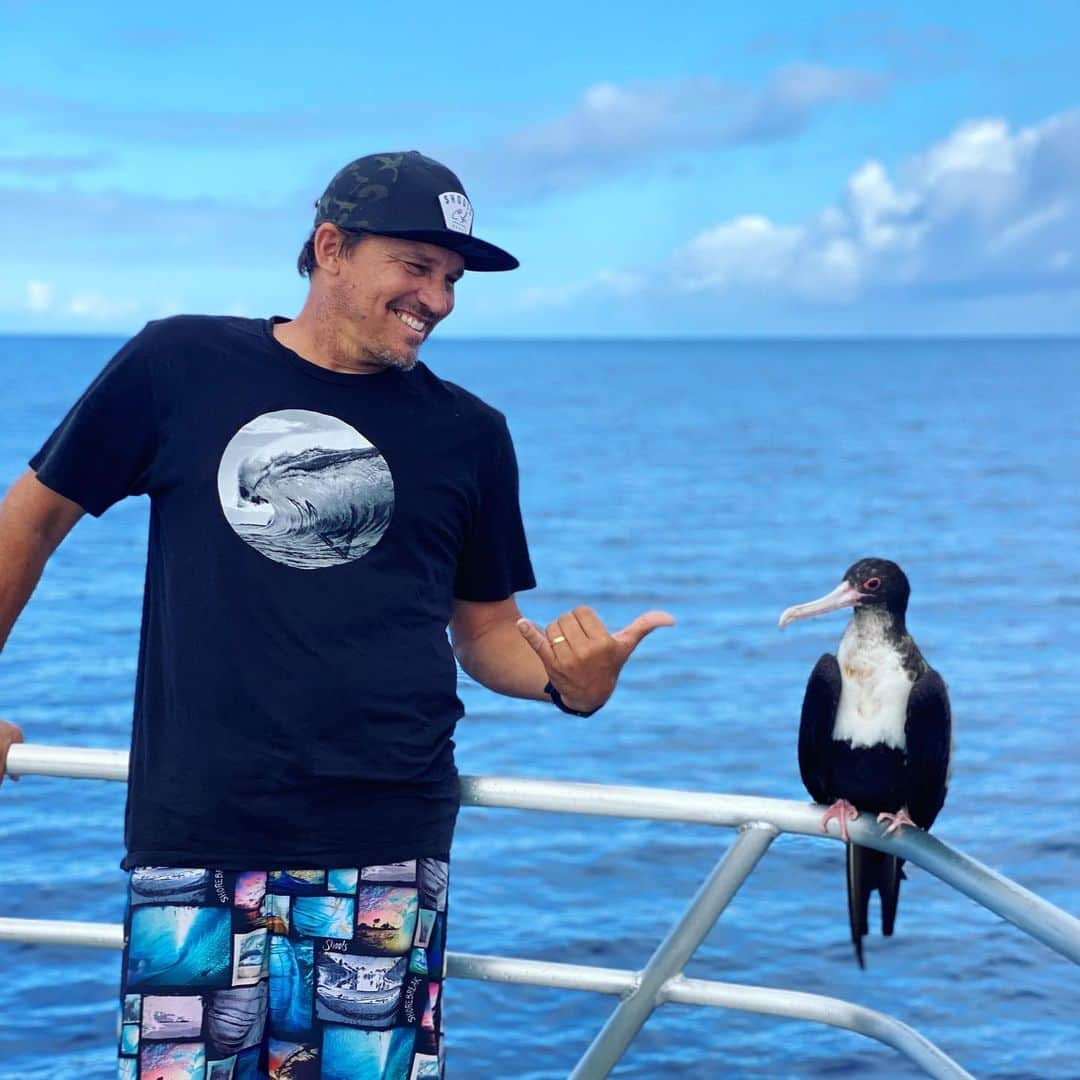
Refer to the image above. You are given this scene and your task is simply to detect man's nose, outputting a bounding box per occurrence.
[415,281,453,319]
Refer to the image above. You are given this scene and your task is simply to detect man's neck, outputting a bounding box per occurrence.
[273,313,387,376]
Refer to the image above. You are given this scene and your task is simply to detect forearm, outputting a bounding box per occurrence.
[0,545,48,654]
[453,613,550,701]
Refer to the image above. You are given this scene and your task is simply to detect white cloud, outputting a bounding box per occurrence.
[0,184,299,264]
[9,280,191,329]
[845,161,923,253]
[0,82,425,147]
[683,217,801,289]
[15,278,147,323]
[594,269,646,298]
[516,269,646,310]
[24,279,53,312]
[679,107,1080,302]
[987,201,1069,255]
[472,64,888,200]
[65,291,141,321]
[683,215,863,303]
[729,63,888,142]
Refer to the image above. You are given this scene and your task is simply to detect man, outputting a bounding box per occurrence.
[0,151,672,1079]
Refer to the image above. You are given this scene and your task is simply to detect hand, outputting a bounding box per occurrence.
[0,718,24,784]
[516,606,675,713]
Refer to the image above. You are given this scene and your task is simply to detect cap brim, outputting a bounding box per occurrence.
[369,229,519,272]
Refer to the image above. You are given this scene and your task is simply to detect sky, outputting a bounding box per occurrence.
[1,0,1079,337]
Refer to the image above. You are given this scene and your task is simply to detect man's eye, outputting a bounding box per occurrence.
[407,263,426,274]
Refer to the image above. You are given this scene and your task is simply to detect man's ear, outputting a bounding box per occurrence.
[313,223,345,274]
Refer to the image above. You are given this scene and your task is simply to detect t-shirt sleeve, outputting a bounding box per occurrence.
[29,324,160,517]
[454,414,536,602]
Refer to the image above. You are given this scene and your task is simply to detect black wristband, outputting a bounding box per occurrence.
[544,681,600,717]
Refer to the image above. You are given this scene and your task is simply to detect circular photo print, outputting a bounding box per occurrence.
[217,409,394,570]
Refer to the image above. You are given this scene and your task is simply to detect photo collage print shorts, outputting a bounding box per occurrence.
[118,858,448,1079]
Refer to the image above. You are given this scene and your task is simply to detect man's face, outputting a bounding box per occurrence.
[323,233,465,370]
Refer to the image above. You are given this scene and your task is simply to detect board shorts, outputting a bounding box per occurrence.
[117,858,448,1079]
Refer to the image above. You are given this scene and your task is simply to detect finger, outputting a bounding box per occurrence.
[570,606,607,640]
[517,618,556,668]
[556,614,590,653]
[611,609,677,652]
[542,619,575,661]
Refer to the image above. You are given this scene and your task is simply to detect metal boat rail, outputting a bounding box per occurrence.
[3,743,1078,1079]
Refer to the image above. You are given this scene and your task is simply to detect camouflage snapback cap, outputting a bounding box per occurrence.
[314,150,518,272]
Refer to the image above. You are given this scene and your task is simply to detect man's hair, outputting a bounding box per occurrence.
[297,225,371,277]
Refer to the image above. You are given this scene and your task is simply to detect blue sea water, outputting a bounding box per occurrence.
[0,334,1077,1079]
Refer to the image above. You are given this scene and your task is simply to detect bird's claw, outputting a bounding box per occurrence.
[877,809,917,835]
[821,799,859,842]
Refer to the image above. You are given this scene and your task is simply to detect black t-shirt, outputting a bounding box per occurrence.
[30,315,535,869]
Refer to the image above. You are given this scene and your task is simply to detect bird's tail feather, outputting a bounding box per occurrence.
[846,844,904,967]
[880,856,904,937]
[846,842,872,968]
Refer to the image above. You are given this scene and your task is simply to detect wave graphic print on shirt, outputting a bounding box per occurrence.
[217,409,394,570]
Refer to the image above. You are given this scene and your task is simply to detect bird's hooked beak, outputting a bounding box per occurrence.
[778,581,865,629]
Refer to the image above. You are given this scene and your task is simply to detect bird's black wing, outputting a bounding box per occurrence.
[904,667,951,830]
[798,654,840,805]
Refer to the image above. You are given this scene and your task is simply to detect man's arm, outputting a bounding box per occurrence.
[450,596,549,701]
[450,596,674,714]
[0,470,85,781]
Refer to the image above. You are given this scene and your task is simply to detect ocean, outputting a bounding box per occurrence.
[0,334,1077,1079]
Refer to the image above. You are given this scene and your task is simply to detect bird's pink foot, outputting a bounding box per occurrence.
[821,799,859,842]
[877,809,917,835]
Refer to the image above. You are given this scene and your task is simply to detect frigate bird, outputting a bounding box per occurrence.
[778,558,951,967]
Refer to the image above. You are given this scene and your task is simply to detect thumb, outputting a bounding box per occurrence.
[612,609,676,654]
[517,618,555,668]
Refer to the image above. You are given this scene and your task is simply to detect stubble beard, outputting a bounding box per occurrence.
[319,288,420,373]
[364,341,419,372]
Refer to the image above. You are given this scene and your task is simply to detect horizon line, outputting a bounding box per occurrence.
[2,332,1080,345]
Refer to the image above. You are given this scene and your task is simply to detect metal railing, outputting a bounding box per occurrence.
[3,743,1079,1079]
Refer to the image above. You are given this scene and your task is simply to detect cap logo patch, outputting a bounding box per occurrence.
[438,192,473,235]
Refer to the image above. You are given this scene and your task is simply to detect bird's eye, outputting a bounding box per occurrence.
[864,577,881,591]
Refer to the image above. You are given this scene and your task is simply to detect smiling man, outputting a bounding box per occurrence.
[0,150,673,1079]
[281,154,484,374]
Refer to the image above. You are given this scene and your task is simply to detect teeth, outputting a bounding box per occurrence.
[395,310,426,332]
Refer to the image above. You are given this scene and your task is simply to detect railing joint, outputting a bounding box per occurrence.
[616,970,645,1002]
[655,972,688,1007]
[737,820,781,838]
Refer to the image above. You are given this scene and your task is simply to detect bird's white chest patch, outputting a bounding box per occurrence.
[833,620,912,750]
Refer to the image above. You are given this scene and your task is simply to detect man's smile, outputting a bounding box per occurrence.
[392,308,429,333]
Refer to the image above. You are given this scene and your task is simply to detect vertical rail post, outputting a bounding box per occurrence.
[568,822,778,1080]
